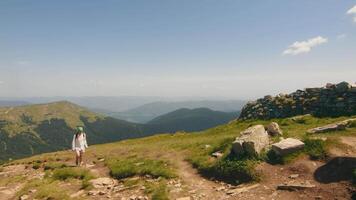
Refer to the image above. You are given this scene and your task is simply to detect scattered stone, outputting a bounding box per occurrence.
[267,122,283,136]
[226,184,260,196]
[289,174,299,179]
[232,125,269,156]
[29,189,37,193]
[20,195,29,200]
[88,190,98,196]
[211,151,223,158]
[277,181,315,191]
[176,197,191,200]
[307,123,347,134]
[272,138,304,156]
[89,177,117,189]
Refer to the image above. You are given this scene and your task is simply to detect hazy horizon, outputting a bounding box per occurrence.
[1,1,355,99]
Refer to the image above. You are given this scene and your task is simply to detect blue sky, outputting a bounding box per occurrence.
[0,0,355,99]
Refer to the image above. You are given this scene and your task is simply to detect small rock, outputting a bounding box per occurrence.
[211,151,223,158]
[29,189,37,193]
[267,122,283,136]
[277,181,315,191]
[289,174,299,179]
[20,195,29,200]
[176,197,191,200]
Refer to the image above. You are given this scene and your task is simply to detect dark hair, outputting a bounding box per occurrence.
[75,131,83,139]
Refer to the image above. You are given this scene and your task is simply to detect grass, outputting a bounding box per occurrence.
[43,162,67,170]
[304,138,328,160]
[107,157,176,179]
[32,162,41,169]
[8,114,356,192]
[52,167,94,189]
[144,181,169,200]
[16,179,77,200]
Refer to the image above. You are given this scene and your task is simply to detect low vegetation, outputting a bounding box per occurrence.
[304,138,328,160]
[107,157,176,179]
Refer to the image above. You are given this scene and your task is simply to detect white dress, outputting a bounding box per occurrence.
[72,133,88,152]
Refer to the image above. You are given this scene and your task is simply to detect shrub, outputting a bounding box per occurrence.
[348,120,356,128]
[52,167,93,181]
[52,167,94,189]
[107,158,175,180]
[304,138,327,160]
[151,183,169,200]
[190,152,259,184]
[32,162,41,170]
[44,162,67,170]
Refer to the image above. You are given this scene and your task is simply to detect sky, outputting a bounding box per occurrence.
[0,0,355,99]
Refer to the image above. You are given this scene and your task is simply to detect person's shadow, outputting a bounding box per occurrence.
[314,157,356,183]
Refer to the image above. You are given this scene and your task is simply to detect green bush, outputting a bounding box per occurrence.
[151,183,169,200]
[348,120,356,128]
[190,152,258,184]
[107,158,175,179]
[304,138,327,160]
[52,167,93,181]
[44,162,67,170]
[52,167,94,189]
[32,162,41,170]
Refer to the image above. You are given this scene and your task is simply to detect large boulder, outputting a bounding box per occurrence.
[272,138,304,156]
[266,122,283,136]
[232,125,269,156]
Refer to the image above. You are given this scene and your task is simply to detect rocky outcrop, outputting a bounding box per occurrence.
[272,138,304,156]
[239,82,356,120]
[266,122,283,136]
[232,125,269,156]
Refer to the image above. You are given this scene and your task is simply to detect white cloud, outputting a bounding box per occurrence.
[283,36,328,55]
[347,5,356,23]
[0,81,4,85]
[347,5,356,14]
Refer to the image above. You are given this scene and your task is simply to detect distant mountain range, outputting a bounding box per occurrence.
[108,100,246,123]
[0,101,239,160]
[144,108,239,133]
[0,100,30,107]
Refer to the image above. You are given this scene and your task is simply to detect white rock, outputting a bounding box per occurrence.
[272,138,304,156]
[267,122,283,136]
[232,125,269,156]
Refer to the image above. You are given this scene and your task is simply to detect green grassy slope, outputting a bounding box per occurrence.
[15,114,356,174]
[0,101,146,160]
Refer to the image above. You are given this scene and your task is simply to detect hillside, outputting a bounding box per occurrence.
[0,101,147,160]
[240,81,356,120]
[145,108,239,133]
[1,114,355,199]
[110,100,246,123]
[0,102,241,161]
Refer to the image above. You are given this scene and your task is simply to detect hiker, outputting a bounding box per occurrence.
[72,126,88,166]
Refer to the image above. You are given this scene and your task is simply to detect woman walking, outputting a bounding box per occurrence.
[72,126,88,166]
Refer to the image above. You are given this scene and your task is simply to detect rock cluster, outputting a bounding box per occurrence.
[232,125,269,156]
[239,82,356,120]
[232,123,304,157]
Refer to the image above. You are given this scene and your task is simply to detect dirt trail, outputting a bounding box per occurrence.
[173,157,228,199]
